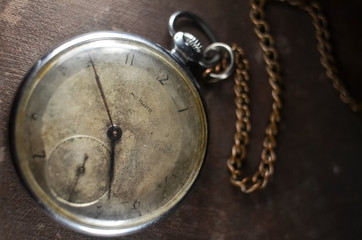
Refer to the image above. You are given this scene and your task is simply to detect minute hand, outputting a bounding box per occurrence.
[90,58,114,126]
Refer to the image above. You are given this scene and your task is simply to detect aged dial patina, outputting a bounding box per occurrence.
[10,32,207,235]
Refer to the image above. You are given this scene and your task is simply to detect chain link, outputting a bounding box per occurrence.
[204,0,361,193]
[227,0,282,193]
[299,1,362,112]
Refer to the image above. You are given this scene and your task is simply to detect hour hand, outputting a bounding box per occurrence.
[106,125,122,199]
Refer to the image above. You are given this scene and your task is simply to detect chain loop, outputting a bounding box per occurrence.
[203,0,362,193]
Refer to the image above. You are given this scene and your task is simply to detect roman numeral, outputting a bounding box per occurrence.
[33,150,46,158]
[125,53,134,66]
[178,108,189,113]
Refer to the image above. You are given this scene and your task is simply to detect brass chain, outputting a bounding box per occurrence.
[227,43,280,193]
[226,0,282,193]
[205,0,361,193]
[284,0,362,112]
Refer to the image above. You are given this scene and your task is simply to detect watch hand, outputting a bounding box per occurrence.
[108,139,116,199]
[90,57,114,126]
[69,154,88,202]
[89,57,123,199]
[107,126,122,199]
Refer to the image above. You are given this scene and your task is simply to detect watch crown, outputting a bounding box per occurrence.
[171,32,203,64]
[183,32,203,54]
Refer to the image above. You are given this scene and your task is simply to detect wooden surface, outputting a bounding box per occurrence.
[1,1,362,239]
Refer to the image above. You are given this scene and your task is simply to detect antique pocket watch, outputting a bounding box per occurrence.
[9,11,233,236]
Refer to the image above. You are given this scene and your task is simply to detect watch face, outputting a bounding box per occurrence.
[10,32,207,236]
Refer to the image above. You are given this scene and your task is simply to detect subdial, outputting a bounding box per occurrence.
[46,135,110,205]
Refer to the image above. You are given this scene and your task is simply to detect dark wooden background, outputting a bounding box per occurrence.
[1,0,361,239]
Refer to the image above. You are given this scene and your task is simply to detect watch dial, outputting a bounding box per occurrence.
[11,33,207,235]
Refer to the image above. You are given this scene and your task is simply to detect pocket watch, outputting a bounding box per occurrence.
[9,11,233,236]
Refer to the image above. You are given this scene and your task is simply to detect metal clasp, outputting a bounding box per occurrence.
[169,11,234,82]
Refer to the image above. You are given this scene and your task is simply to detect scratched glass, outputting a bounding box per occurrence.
[10,33,207,236]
